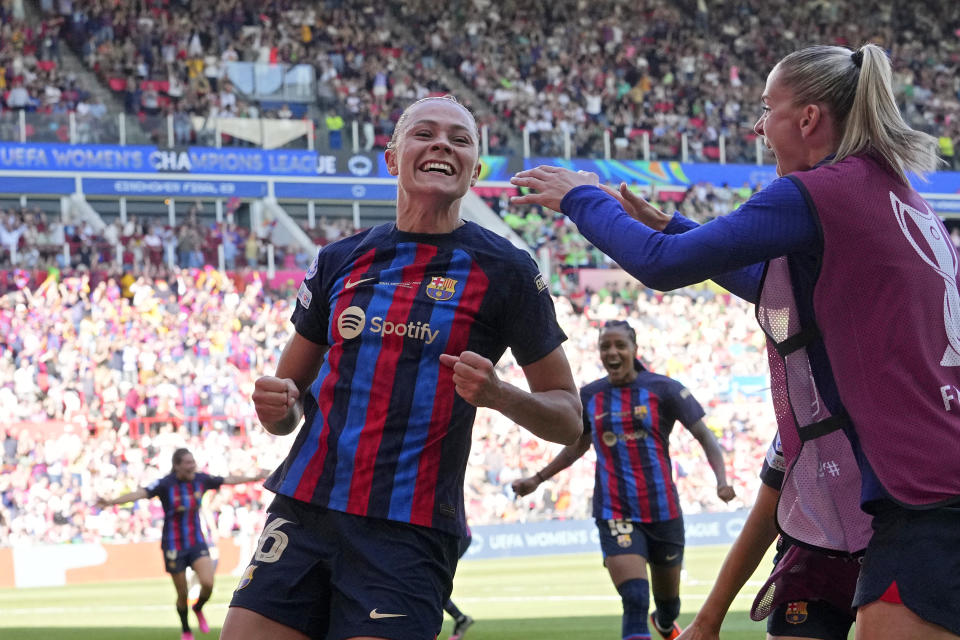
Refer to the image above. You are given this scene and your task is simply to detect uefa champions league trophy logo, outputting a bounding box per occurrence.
[891,192,960,366]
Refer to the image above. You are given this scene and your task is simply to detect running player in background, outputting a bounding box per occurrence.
[96,448,266,640]
[222,95,582,640]
[513,320,735,640]
[677,433,859,640]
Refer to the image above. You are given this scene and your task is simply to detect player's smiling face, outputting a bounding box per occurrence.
[385,100,481,202]
[174,453,197,481]
[754,65,808,177]
[599,325,638,386]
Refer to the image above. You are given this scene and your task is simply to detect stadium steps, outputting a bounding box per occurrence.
[26,2,129,128]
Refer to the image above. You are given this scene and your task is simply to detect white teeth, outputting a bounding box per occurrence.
[421,162,454,175]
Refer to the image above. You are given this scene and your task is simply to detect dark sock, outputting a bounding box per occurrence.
[177,605,190,632]
[653,596,681,630]
[194,592,209,612]
[444,598,465,620]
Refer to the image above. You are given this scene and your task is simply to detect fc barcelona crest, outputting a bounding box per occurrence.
[426,276,458,301]
[617,533,632,548]
[785,601,808,624]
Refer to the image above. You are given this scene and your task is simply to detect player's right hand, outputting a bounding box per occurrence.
[675,621,720,640]
[598,182,672,231]
[252,376,299,430]
[511,476,540,497]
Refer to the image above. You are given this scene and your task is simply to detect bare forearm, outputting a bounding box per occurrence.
[537,436,591,480]
[262,401,303,436]
[495,384,582,445]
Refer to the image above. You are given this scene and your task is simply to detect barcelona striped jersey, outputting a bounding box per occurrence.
[581,361,705,523]
[145,472,223,551]
[267,221,566,536]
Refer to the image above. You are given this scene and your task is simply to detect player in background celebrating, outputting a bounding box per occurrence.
[97,448,266,640]
[222,95,581,640]
[514,320,735,640]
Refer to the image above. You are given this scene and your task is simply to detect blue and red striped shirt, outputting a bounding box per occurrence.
[267,221,566,536]
[581,361,705,523]
[145,472,223,551]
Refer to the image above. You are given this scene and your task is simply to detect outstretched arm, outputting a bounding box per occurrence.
[439,346,582,445]
[222,469,270,485]
[676,483,780,640]
[686,419,736,502]
[96,488,149,508]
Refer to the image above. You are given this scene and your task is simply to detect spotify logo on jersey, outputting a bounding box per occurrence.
[338,306,366,339]
[336,305,441,344]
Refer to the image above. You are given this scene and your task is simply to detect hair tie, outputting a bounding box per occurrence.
[851,50,864,68]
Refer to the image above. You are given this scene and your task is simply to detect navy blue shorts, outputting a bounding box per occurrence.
[596,517,684,567]
[767,599,854,639]
[229,495,460,640]
[163,544,210,574]
[853,502,960,635]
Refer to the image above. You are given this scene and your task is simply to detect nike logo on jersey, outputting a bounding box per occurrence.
[369,609,407,619]
[344,277,376,290]
[665,552,679,561]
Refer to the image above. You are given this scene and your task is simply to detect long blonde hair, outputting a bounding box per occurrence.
[776,44,941,184]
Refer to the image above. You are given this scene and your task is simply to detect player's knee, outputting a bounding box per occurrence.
[617,578,650,614]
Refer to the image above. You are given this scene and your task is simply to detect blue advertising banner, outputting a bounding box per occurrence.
[0,175,75,195]
[82,178,268,198]
[273,181,397,200]
[464,510,749,560]
[0,143,383,178]
[521,157,960,195]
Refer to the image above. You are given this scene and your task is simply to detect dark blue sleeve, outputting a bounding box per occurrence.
[561,179,819,300]
[759,433,786,490]
[203,473,225,491]
[291,246,333,345]
[669,382,707,428]
[664,213,764,302]
[503,252,567,366]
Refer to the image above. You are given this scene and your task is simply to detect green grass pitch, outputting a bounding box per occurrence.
[0,544,790,639]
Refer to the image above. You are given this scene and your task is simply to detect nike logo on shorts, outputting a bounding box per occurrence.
[344,277,376,290]
[369,609,407,619]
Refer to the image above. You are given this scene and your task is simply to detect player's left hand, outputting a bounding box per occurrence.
[510,166,599,212]
[717,485,736,502]
[439,351,503,408]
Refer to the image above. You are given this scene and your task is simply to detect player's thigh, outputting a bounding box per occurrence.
[190,554,215,586]
[170,570,188,599]
[856,601,959,640]
[221,606,311,640]
[605,553,648,587]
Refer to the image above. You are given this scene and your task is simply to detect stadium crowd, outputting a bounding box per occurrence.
[1,260,769,548]
[18,0,955,161]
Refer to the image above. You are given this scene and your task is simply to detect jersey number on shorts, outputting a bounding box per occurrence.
[607,519,634,536]
[253,517,291,563]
